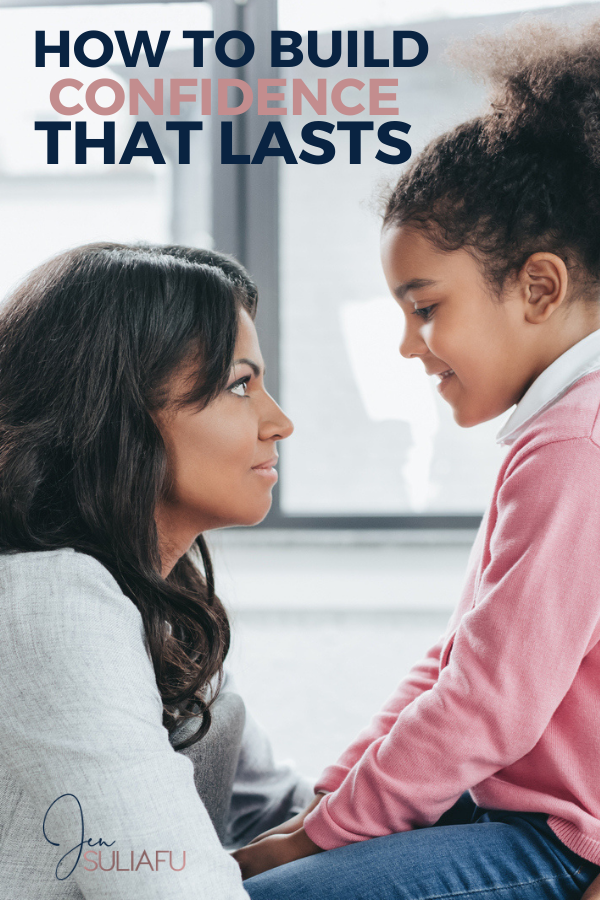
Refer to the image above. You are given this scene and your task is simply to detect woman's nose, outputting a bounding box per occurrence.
[261,393,294,442]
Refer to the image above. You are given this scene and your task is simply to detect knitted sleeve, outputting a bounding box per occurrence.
[0,549,249,900]
[304,437,600,849]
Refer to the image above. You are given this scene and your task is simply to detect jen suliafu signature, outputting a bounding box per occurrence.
[43,794,186,879]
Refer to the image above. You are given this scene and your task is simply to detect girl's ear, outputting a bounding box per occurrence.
[517,252,569,324]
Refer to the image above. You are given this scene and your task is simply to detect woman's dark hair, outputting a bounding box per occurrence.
[383,18,600,296]
[0,241,257,748]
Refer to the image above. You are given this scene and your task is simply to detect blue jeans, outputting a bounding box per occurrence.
[244,793,600,899]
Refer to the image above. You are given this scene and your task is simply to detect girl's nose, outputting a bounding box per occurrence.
[399,320,427,360]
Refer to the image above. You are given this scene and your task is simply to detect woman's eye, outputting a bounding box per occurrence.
[413,305,436,321]
[229,377,250,397]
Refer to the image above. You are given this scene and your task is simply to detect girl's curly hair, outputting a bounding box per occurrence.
[383,18,600,296]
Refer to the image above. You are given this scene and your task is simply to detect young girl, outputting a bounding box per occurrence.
[234,18,600,900]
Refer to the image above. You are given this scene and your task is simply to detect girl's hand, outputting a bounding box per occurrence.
[582,873,600,900]
[247,790,327,844]
[231,827,323,880]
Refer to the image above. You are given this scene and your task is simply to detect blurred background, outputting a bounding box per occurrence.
[0,0,596,777]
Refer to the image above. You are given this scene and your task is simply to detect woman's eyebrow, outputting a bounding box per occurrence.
[394,278,438,300]
[233,358,263,377]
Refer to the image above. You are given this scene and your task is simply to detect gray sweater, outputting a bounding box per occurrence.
[0,548,312,899]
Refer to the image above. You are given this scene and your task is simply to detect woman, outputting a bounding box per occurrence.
[0,241,300,899]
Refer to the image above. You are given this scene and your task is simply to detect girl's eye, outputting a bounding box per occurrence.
[413,304,436,321]
[228,376,250,397]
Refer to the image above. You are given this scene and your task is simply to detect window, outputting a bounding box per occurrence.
[276,21,508,519]
[0,2,213,299]
[268,0,595,526]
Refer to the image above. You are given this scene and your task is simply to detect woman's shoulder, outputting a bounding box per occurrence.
[0,548,161,719]
[0,546,125,589]
[0,547,144,646]
[0,545,114,578]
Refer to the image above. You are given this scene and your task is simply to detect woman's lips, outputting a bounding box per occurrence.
[251,458,278,481]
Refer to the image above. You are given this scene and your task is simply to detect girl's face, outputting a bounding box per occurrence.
[381,224,551,428]
[154,309,293,564]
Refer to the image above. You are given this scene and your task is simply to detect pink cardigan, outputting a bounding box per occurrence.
[304,370,600,865]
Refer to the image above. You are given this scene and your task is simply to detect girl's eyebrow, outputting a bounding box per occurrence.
[232,358,263,377]
[394,278,438,300]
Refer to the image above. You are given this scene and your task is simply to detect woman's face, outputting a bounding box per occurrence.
[154,309,293,562]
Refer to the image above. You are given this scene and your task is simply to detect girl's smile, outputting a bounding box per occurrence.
[380,224,600,428]
[436,368,456,393]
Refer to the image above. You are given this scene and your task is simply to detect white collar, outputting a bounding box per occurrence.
[496,328,600,446]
